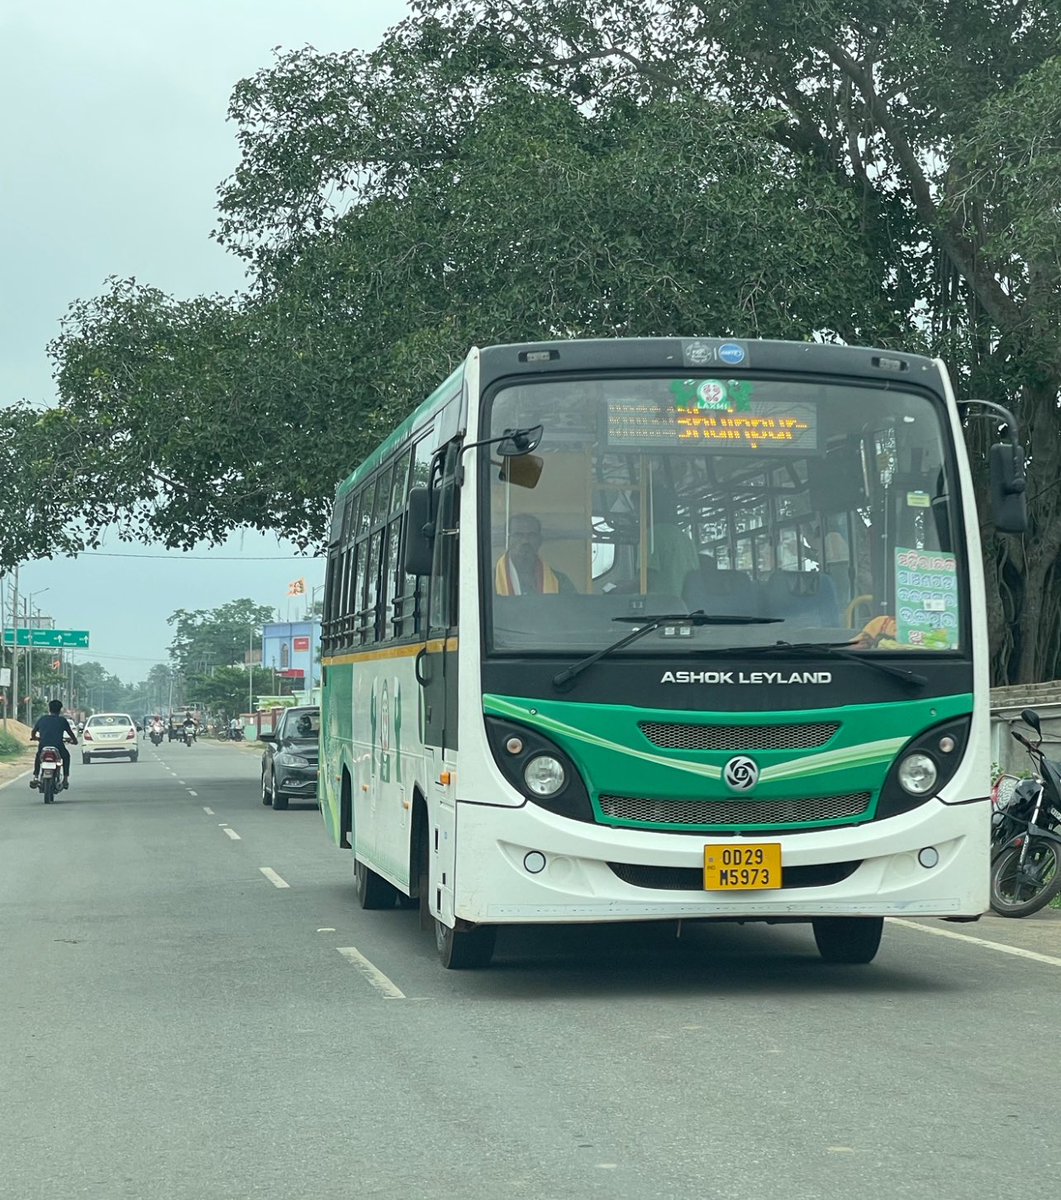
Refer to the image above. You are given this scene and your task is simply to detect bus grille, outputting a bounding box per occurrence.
[607,861,862,891]
[598,792,872,827]
[638,720,839,751]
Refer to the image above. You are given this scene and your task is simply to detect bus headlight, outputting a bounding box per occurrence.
[524,755,566,797]
[484,716,593,821]
[898,752,938,795]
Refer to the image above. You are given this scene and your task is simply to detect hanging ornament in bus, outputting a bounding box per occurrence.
[669,378,755,413]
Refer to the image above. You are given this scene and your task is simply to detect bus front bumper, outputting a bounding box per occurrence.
[452,797,989,924]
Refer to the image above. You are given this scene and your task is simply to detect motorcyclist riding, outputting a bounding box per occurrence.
[30,699,79,790]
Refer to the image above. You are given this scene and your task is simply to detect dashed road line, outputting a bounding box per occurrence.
[202,806,214,815]
[336,947,406,999]
[222,828,241,841]
[187,790,198,796]
[259,867,290,889]
[892,917,1061,967]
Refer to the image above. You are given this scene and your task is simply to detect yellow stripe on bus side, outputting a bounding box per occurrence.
[322,638,456,667]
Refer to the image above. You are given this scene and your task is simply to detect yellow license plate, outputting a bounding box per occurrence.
[703,843,782,891]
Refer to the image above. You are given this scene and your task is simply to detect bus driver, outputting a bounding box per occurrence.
[494,513,576,595]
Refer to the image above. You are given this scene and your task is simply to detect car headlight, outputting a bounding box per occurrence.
[897,752,938,795]
[523,755,566,797]
[276,752,310,768]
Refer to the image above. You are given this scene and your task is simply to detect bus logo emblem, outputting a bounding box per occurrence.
[724,756,759,791]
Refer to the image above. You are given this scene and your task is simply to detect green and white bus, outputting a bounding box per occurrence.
[320,337,1025,968]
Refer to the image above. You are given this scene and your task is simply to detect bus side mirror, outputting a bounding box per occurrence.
[989,441,1028,534]
[498,454,543,489]
[403,487,435,576]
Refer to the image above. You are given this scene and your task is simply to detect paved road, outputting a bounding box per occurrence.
[2,739,1059,1200]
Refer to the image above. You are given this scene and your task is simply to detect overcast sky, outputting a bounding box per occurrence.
[0,0,411,682]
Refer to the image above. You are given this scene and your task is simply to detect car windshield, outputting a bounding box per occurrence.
[87,715,132,727]
[485,375,964,656]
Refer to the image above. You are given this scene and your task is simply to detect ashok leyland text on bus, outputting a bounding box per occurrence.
[318,337,1026,968]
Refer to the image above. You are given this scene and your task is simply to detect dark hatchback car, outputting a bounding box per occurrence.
[260,706,320,811]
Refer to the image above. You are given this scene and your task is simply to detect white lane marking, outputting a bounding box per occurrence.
[178,780,186,785]
[336,947,406,999]
[202,806,214,814]
[259,867,290,889]
[223,828,241,841]
[317,927,336,933]
[0,769,32,792]
[892,917,1061,968]
[187,790,198,796]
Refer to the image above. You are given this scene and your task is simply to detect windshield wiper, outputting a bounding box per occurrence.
[709,639,928,689]
[552,611,781,691]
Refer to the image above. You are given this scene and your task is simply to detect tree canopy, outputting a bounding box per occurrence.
[167,599,275,676]
[2,0,1059,680]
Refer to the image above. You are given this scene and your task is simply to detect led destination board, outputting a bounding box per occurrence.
[607,398,818,452]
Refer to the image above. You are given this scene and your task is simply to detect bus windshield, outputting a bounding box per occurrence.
[484,374,964,656]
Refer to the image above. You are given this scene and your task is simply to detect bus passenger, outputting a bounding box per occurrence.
[647,485,700,598]
[495,513,576,595]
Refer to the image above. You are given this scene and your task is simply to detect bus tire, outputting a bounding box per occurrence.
[812,917,883,964]
[354,856,397,909]
[435,919,496,970]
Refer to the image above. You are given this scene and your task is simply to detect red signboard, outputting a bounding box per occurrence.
[279,669,305,679]
[293,636,311,652]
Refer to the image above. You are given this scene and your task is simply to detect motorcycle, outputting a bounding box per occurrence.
[149,723,164,746]
[182,722,196,746]
[989,707,1061,917]
[37,746,63,804]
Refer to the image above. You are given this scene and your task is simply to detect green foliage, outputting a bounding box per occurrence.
[2,0,1058,681]
[168,600,275,676]
[185,665,274,719]
[0,729,24,759]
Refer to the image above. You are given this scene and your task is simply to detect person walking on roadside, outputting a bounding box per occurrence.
[29,699,79,791]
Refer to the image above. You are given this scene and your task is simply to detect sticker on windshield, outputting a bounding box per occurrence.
[895,548,958,649]
[669,378,755,412]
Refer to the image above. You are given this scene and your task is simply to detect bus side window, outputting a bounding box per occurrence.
[384,514,402,640]
[428,444,461,632]
[353,533,369,645]
[363,527,383,643]
[323,548,340,652]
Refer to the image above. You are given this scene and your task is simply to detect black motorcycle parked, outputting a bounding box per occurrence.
[990,708,1061,917]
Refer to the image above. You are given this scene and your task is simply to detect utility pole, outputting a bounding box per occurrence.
[248,625,254,720]
[11,565,19,725]
[24,597,31,721]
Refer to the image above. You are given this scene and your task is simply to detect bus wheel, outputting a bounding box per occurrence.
[812,917,883,964]
[435,919,496,970]
[354,856,397,910]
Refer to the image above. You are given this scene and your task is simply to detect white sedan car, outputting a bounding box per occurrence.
[82,713,140,764]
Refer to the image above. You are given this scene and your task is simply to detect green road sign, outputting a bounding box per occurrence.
[2,629,90,649]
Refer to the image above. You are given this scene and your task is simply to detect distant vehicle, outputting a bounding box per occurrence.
[260,706,319,811]
[82,713,139,764]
